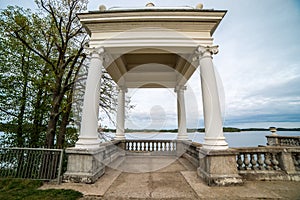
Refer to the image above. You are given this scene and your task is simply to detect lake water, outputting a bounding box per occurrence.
[1,131,300,148]
[123,131,300,147]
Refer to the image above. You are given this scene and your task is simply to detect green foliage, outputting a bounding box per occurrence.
[0,179,82,200]
[0,1,118,148]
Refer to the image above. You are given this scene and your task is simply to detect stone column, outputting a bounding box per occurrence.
[197,45,228,150]
[75,47,104,148]
[175,85,188,140]
[115,86,127,140]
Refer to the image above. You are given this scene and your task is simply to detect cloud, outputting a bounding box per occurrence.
[3,0,299,129]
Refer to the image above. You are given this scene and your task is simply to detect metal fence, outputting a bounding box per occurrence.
[0,147,63,184]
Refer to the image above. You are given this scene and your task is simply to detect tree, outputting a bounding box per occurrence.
[0,7,51,147]
[0,0,118,148]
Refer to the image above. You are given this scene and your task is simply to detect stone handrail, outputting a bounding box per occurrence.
[266,135,300,146]
[177,140,202,167]
[234,147,282,171]
[232,146,300,181]
[101,140,125,165]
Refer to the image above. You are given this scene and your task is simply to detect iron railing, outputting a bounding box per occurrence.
[0,147,63,184]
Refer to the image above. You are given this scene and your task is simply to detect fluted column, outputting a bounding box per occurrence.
[115,86,127,140]
[75,47,104,148]
[197,45,228,150]
[176,85,188,140]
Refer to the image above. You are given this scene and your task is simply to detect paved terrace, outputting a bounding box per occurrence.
[41,156,300,199]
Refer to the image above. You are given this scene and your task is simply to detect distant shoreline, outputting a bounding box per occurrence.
[102,127,300,133]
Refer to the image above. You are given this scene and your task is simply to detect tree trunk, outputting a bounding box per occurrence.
[31,86,43,147]
[16,50,29,147]
[57,89,73,149]
[45,104,59,148]
[45,73,64,148]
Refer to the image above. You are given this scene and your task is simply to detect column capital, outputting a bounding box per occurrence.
[84,46,105,56]
[174,85,187,93]
[194,45,219,62]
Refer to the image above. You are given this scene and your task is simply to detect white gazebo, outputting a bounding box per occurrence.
[64,4,242,185]
[75,4,228,150]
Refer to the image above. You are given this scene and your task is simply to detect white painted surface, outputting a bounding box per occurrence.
[75,48,104,148]
[115,87,127,140]
[176,86,188,140]
[198,46,228,150]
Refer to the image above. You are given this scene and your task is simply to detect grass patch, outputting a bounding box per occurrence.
[0,179,82,200]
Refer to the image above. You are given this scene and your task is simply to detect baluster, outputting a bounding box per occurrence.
[153,142,155,151]
[244,153,250,170]
[132,141,137,151]
[257,153,264,170]
[138,142,141,151]
[149,142,152,151]
[165,142,167,151]
[141,142,143,151]
[250,153,257,170]
[141,142,144,151]
[129,142,132,151]
[264,153,272,170]
[271,153,280,170]
[145,142,148,151]
[293,154,299,166]
[174,142,176,151]
[170,142,173,151]
[166,142,168,151]
[237,154,243,170]
[165,142,169,151]
[172,142,175,151]
[158,142,161,151]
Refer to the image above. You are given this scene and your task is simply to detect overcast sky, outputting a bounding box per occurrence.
[1,0,300,129]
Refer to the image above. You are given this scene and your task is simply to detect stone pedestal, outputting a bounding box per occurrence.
[63,147,105,184]
[197,148,243,186]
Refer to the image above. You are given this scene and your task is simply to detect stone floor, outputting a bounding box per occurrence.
[40,156,300,199]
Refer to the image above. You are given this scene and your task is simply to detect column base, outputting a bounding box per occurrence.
[177,134,189,140]
[202,136,228,150]
[75,137,101,149]
[197,149,243,186]
[63,147,105,184]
